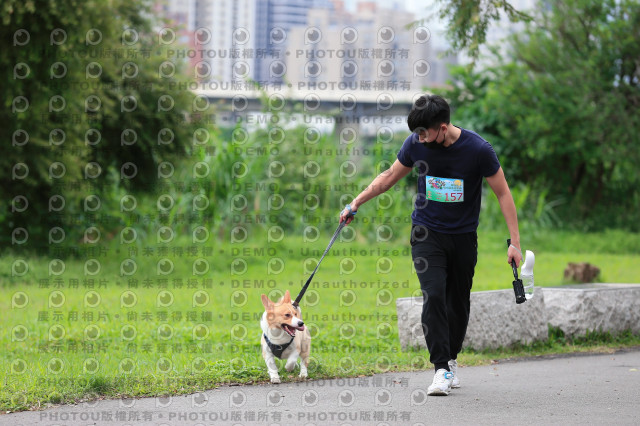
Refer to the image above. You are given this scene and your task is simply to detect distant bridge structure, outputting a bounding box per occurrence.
[195,87,419,135]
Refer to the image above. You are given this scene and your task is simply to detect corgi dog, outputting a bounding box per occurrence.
[260,290,311,383]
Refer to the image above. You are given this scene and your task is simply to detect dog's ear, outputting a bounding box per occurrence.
[261,294,273,310]
[283,290,291,304]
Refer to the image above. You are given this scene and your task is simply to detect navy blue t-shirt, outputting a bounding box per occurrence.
[397,127,501,233]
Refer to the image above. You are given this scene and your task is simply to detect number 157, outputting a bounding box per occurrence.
[446,192,463,201]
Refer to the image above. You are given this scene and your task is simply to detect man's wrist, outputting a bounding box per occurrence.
[344,204,357,215]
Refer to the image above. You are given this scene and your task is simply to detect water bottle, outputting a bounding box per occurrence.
[521,250,535,300]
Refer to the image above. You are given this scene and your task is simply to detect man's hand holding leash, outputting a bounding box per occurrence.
[339,203,358,225]
[508,243,523,269]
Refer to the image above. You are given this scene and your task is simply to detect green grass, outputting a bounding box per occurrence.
[2,228,639,412]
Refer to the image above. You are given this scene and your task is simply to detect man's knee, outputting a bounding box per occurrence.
[423,291,446,308]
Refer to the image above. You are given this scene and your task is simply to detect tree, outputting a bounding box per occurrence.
[1,0,201,251]
[442,0,640,230]
[425,0,532,59]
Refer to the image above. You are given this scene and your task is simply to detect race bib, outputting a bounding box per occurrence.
[425,176,464,202]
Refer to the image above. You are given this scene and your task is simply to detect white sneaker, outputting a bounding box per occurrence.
[448,359,460,388]
[427,368,453,396]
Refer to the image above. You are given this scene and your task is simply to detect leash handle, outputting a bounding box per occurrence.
[507,238,519,280]
[508,238,526,304]
[293,221,346,307]
[339,204,357,224]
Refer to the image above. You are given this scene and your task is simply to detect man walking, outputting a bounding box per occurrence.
[339,94,523,395]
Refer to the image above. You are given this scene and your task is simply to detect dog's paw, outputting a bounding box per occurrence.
[299,372,308,379]
[270,376,281,384]
[285,362,297,372]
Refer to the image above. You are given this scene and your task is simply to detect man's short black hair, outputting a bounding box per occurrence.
[407,94,450,132]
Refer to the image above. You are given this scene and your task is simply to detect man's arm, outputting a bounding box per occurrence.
[485,167,523,268]
[339,159,413,224]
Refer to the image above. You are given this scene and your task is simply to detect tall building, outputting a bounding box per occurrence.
[254,0,334,83]
[164,0,197,31]
[162,0,455,88]
[285,1,449,92]
[161,0,199,69]
[195,0,257,83]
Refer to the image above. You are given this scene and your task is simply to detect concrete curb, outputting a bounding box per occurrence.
[397,284,640,350]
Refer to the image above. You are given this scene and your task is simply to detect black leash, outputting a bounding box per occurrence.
[293,221,346,307]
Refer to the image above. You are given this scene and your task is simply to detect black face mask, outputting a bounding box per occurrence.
[422,128,446,150]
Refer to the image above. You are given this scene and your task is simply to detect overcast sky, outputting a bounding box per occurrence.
[343,0,448,45]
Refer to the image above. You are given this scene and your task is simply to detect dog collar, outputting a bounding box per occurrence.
[263,333,294,358]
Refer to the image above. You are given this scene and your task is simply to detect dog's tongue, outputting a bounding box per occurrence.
[283,324,305,336]
[282,324,295,337]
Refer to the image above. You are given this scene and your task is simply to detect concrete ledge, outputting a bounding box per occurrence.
[395,297,428,351]
[542,284,640,337]
[396,289,547,351]
[462,289,547,350]
[396,283,640,351]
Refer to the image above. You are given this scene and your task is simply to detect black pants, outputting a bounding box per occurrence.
[410,224,477,372]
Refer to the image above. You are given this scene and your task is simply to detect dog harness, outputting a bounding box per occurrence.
[263,333,294,358]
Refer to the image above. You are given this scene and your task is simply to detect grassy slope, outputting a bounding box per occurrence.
[1,229,639,411]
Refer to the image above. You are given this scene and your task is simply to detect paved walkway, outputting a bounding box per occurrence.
[3,349,639,425]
